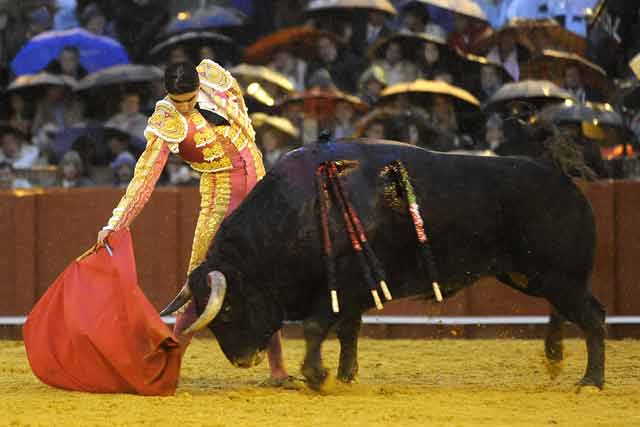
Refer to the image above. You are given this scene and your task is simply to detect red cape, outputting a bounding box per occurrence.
[23,229,182,395]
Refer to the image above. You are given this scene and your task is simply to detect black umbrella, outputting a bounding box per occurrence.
[5,73,77,93]
[537,100,624,129]
[149,31,233,61]
[75,64,163,91]
[165,6,247,34]
[484,80,576,113]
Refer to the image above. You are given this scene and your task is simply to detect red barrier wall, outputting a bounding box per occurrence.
[0,182,637,328]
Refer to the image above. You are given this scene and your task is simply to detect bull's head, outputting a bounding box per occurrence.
[160,270,282,368]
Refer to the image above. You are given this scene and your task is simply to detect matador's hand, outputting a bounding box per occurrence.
[97,229,113,247]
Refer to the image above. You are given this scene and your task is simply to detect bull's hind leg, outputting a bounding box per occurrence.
[301,316,334,391]
[336,315,362,383]
[550,292,606,389]
[544,307,565,379]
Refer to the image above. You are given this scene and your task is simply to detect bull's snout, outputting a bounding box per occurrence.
[232,351,266,368]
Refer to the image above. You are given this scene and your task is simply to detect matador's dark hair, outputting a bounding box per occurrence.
[164,61,199,94]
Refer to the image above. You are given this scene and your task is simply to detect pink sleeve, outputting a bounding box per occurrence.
[103,135,170,231]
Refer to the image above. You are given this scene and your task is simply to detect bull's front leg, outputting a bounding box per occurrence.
[337,315,362,383]
[301,316,333,391]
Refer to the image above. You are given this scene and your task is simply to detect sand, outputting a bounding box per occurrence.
[2,338,639,426]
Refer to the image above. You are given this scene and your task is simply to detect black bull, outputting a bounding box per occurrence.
[176,140,606,390]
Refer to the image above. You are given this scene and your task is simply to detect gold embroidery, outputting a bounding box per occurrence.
[145,100,187,143]
[186,157,233,173]
[194,126,215,147]
[190,111,207,129]
[202,143,225,161]
[197,59,233,92]
[187,172,232,274]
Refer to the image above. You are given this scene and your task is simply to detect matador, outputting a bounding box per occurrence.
[97,59,292,385]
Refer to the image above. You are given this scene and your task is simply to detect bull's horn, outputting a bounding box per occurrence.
[159,282,192,316]
[182,271,227,335]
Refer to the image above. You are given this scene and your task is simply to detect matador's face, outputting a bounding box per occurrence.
[169,89,198,115]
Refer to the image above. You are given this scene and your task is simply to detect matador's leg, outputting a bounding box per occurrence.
[174,172,231,342]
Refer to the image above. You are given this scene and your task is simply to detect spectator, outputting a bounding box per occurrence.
[306,35,363,93]
[416,29,451,80]
[431,95,458,134]
[401,3,430,33]
[0,125,39,169]
[333,101,357,139]
[358,65,387,106]
[376,40,419,85]
[269,49,307,91]
[45,46,88,79]
[364,119,386,139]
[364,11,392,47]
[168,45,191,65]
[32,88,84,143]
[106,93,147,139]
[79,2,111,36]
[563,65,603,103]
[448,14,487,54]
[110,151,136,187]
[6,93,32,136]
[0,161,31,189]
[106,131,133,163]
[477,64,504,102]
[485,113,504,151]
[261,127,293,169]
[26,6,53,39]
[164,154,196,186]
[57,150,93,188]
[487,28,522,81]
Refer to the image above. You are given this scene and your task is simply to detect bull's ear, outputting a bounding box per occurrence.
[182,271,228,335]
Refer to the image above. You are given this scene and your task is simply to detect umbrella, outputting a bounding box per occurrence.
[305,0,397,16]
[452,52,513,86]
[380,79,480,109]
[230,64,295,107]
[521,49,609,95]
[251,113,300,139]
[165,6,247,34]
[244,26,337,65]
[276,87,368,120]
[471,18,587,56]
[367,30,450,62]
[403,0,488,23]
[5,73,77,93]
[76,64,163,91]
[149,31,233,60]
[484,80,576,113]
[11,28,129,76]
[230,64,294,93]
[536,100,624,127]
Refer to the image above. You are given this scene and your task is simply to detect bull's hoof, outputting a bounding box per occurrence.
[576,376,604,393]
[259,376,305,390]
[303,368,334,393]
[543,358,563,380]
[337,371,358,384]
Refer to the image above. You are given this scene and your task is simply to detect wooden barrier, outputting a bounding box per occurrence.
[0,181,638,338]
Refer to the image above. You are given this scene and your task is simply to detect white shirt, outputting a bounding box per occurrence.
[0,144,39,169]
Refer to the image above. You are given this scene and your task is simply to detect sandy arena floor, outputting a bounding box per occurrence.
[1,338,639,426]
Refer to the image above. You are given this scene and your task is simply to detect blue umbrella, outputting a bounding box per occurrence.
[166,6,247,34]
[11,28,129,76]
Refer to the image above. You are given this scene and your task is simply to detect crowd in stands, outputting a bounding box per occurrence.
[0,0,639,190]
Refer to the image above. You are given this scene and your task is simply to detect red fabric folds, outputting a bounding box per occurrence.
[23,229,182,395]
